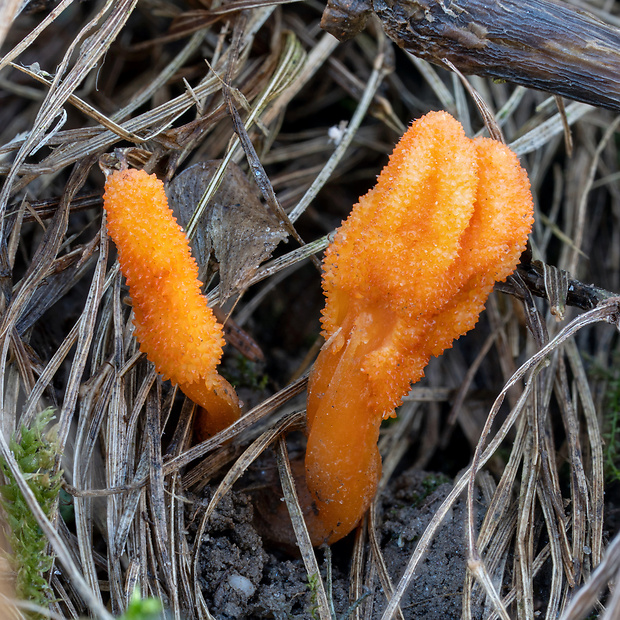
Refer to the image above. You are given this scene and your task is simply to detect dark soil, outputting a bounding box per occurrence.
[195,468,488,619]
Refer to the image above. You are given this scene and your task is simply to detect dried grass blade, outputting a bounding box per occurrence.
[349,520,367,620]
[555,356,589,585]
[468,504,517,615]
[509,102,592,156]
[0,0,139,219]
[17,240,99,334]
[112,452,150,566]
[565,340,605,567]
[209,234,331,307]
[406,54,456,113]
[468,558,511,620]
[6,596,67,620]
[276,435,332,620]
[536,483,564,620]
[20,321,80,426]
[202,410,301,524]
[145,390,175,604]
[600,575,620,620]
[10,62,142,142]
[165,488,180,620]
[261,32,338,126]
[221,51,311,260]
[124,368,158,446]
[55,216,108,451]
[0,0,74,70]
[539,424,574,587]
[50,574,79,619]
[187,30,306,240]
[494,86,528,130]
[72,370,115,604]
[163,374,308,474]
[174,476,195,614]
[1,40,279,175]
[210,0,303,13]
[0,0,21,49]
[487,540,554,620]
[568,116,620,274]
[0,158,93,415]
[107,366,157,562]
[233,262,303,327]
[475,414,526,554]
[144,495,165,606]
[559,529,620,619]
[6,196,26,274]
[123,559,140,608]
[382,300,620,620]
[288,33,391,224]
[104,260,131,612]
[113,29,210,121]
[515,400,539,620]
[368,501,404,620]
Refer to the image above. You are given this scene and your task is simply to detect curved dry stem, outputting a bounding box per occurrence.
[380,299,620,620]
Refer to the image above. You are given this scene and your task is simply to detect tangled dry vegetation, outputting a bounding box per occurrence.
[1,0,620,619]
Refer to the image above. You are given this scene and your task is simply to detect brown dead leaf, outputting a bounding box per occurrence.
[167,161,287,302]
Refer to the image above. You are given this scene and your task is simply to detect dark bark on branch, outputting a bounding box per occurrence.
[322,0,620,112]
[498,260,615,314]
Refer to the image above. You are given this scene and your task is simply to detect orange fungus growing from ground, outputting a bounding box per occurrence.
[304,111,534,544]
[103,168,240,439]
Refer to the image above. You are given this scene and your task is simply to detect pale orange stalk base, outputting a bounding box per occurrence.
[305,311,384,543]
[185,375,241,442]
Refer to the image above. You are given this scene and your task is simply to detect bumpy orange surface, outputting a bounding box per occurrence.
[103,168,240,437]
[305,111,534,544]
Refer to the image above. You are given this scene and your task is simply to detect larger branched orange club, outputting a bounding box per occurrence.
[103,168,240,439]
[304,111,534,545]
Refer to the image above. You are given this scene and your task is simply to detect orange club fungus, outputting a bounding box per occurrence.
[103,168,240,440]
[304,111,534,545]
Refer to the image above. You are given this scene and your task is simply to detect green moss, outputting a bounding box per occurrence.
[406,473,451,509]
[226,355,269,391]
[420,473,450,498]
[591,355,620,482]
[306,573,320,620]
[606,376,620,481]
[0,408,63,614]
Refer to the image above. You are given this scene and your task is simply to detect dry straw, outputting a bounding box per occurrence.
[0,0,619,618]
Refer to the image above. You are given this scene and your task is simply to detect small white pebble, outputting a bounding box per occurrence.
[228,573,255,597]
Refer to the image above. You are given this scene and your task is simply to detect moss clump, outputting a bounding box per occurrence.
[590,355,620,481]
[0,409,62,611]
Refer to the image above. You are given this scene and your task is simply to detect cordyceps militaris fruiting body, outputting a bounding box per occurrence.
[103,168,240,439]
[304,111,534,545]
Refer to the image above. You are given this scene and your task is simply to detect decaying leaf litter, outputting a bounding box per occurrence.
[0,0,620,618]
